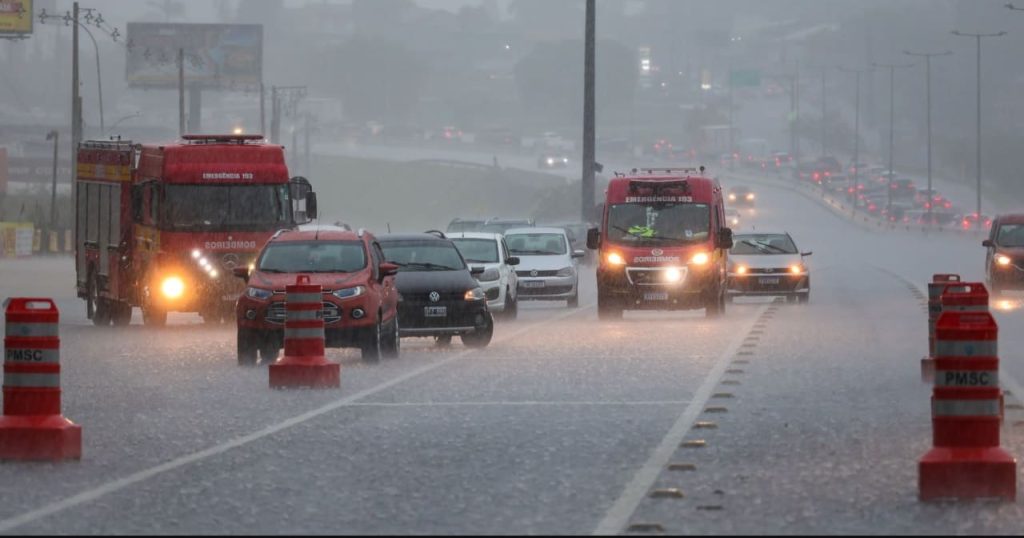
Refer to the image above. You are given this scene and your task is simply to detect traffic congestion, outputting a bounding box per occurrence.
[5,0,1024,535]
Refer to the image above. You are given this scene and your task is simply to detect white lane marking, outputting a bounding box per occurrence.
[0,303,596,533]
[593,303,770,536]
[344,400,691,407]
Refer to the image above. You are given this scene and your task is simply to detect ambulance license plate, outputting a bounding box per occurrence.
[643,291,669,301]
[759,277,780,285]
[424,306,447,317]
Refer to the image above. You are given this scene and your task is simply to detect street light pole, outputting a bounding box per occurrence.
[46,130,59,229]
[820,67,827,157]
[952,30,1006,223]
[581,0,596,222]
[872,61,914,216]
[838,66,872,208]
[904,49,952,226]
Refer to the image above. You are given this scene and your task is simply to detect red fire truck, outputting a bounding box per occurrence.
[586,167,733,320]
[75,134,317,326]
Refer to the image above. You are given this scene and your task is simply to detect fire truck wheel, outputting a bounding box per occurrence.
[361,318,383,362]
[237,327,259,366]
[704,286,723,318]
[88,273,111,327]
[435,335,453,347]
[381,315,401,359]
[111,302,133,326]
[143,306,167,327]
[597,292,622,320]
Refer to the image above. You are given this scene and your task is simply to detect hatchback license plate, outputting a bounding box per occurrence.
[424,306,447,317]
[522,280,546,288]
[759,277,780,285]
[644,291,669,301]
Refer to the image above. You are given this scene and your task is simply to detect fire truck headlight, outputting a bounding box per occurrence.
[690,252,710,265]
[191,249,201,259]
[161,276,185,300]
[606,252,626,266]
[664,267,683,283]
[208,269,219,279]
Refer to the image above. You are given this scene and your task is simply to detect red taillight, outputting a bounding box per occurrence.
[944,201,952,209]
[825,171,831,177]
[813,172,820,180]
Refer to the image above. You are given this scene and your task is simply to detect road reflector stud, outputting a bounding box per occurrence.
[668,463,697,471]
[726,369,744,374]
[681,439,707,448]
[268,276,340,389]
[722,380,741,386]
[712,393,734,399]
[704,407,728,413]
[694,421,717,429]
[627,523,665,533]
[697,505,724,511]
[650,488,685,499]
[0,298,81,461]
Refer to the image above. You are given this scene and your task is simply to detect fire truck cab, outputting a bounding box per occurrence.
[586,167,733,320]
[75,135,317,326]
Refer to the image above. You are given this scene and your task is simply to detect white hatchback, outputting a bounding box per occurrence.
[449,232,521,319]
[505,227,583,308]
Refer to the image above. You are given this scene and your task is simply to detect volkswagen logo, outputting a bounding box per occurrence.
[222,253,240,270]
[429,291,441,303]
[651,248,664,256]
[530,270,538,277]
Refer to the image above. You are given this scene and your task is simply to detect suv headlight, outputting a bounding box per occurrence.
[555,266,575,277]
[246,286,272,300]
[477,268,501,282]
[464,287,486,301]
[333,285,366,299]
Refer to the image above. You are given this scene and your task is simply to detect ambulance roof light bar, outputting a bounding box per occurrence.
[180,134,265,145]
[628,166,705,176]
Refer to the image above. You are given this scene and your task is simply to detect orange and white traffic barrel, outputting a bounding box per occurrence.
[268,275,340,389]
[0,298,81,460]
[923,274,961,383]
[918,283,1015,501]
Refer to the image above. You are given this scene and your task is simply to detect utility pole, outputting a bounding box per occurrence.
[904,49,952,226]
[952,30,1006,223]
[71,2,80,187]
[872,61,914,216]
[260,82,266,137]
[304,113,311,176]
[838,66,871,209]
[178,48,185,136]
[820,67,827,157]
[794,60,800,168]
[46,130,59,229]
[581,0,596,222]
[269,85,307,145]
[728,64,735,170]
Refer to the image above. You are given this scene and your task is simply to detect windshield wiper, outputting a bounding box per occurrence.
[740,240,790,254]
[393,261,459,271]
[513,249,554,255]
[260,268,287,273]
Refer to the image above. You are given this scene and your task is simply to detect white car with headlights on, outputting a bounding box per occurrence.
[726,232,811,303]
[505,227,583,308]
[449,232,520,319]
[725,208,741,227]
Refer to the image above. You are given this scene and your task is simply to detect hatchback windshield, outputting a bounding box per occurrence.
[731,234,798,255]
[997,224,1024,247]
[506,233,567,256]
[258,241,366,273]
[380,240,466,271]
[451,238,500,263]
[607,203,710,244]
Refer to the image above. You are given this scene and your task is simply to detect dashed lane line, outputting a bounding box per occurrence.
[592,302,771,536]
[0,302,597,534]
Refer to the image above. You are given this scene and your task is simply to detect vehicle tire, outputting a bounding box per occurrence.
[726,295,734,304]
[88,273,111,327]
[258,334,280,364]
[237,327,259,367]
[461,313,494,348]
[361,318,382,362]
[142,306,167,327]
[435,335,453,347]
[200,310,223,325]
[567,293,579,309]
[597,291,622,320]
[503,291,518,320]
[704,286,723,318]
[111,302,133,326]
[381,315,401,359]
[797,292,810,304]
[786,294,798,304]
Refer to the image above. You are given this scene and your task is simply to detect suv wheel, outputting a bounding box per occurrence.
[461,313,493,348]
[237,327,259,366]
[361,318,382,362]
[435,335,453,347]
[381,315,401,358]
[258,335,280,364]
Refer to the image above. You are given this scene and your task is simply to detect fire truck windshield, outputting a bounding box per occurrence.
[162,184,291,231]
[607,203,710,244]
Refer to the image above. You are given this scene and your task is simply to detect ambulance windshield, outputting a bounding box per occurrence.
[607,203,710,244]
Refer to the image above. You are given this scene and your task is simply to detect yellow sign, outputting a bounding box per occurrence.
[0,0,32,36]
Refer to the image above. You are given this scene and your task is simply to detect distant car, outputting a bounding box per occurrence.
[726,232,812,303]
[449,232,520,319]
[984,215,1024,295]
[727,185,756,207]
[505,227,583,308]
[378,233,494,348]
[480,217,535,234]
[725,208,741,227]
[447,218,487,233]
[537,153,570,169]
[889,177,916,203]
[959,213,994,231]
[822,173,849,194]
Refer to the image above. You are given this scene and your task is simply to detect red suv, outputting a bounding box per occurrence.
[233,227,400,366]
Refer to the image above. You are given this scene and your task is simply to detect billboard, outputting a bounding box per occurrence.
[125,23,262,91]
[0,0,33,36]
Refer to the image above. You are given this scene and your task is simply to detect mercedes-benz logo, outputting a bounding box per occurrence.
[222,253,239,270]
[429,291,440,303]
[530,270,538,277]
[651,248,664,256]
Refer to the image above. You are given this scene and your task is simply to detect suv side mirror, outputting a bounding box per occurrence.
[982,239,993,247]
[586,227,600,250]
[506,256,520,266]
[379,262,399,278]
[717,227,734,250]
[801,251,813,257]
[232,266,250,283]
[572,249,585,259]
[470,266,485,276]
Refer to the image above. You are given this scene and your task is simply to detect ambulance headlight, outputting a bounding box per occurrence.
[606,252,626,266]
[160,276,185,299]
[690,252,710,265]
[663,267,683,283]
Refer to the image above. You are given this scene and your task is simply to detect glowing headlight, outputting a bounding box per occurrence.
[199,257,210,268]
[606,252,626,266]
[333,285,366,299]
[160,276,185,299]
[736,265,748,275]
[746,193,755,200]
[191,249,201,259]
[555,266,575,277]
[208,269,219,279]
[790,264,804,274]
[476,268,501,282]
[546,157,555,165]
[731,217,739,225]
[464,287,486,301]
[246,287,273,300]
[728,194,737,201]
[997,255,1012,266]
[664,267,683,283]
[690,252,709,265]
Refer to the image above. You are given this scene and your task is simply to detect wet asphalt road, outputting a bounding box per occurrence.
[3,169,1024,534]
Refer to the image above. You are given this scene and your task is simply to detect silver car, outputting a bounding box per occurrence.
[505,227,584,308]
[726,232,812,303]
[449,232,520,319]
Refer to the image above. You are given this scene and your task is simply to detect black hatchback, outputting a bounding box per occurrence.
[378,233,494,348]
